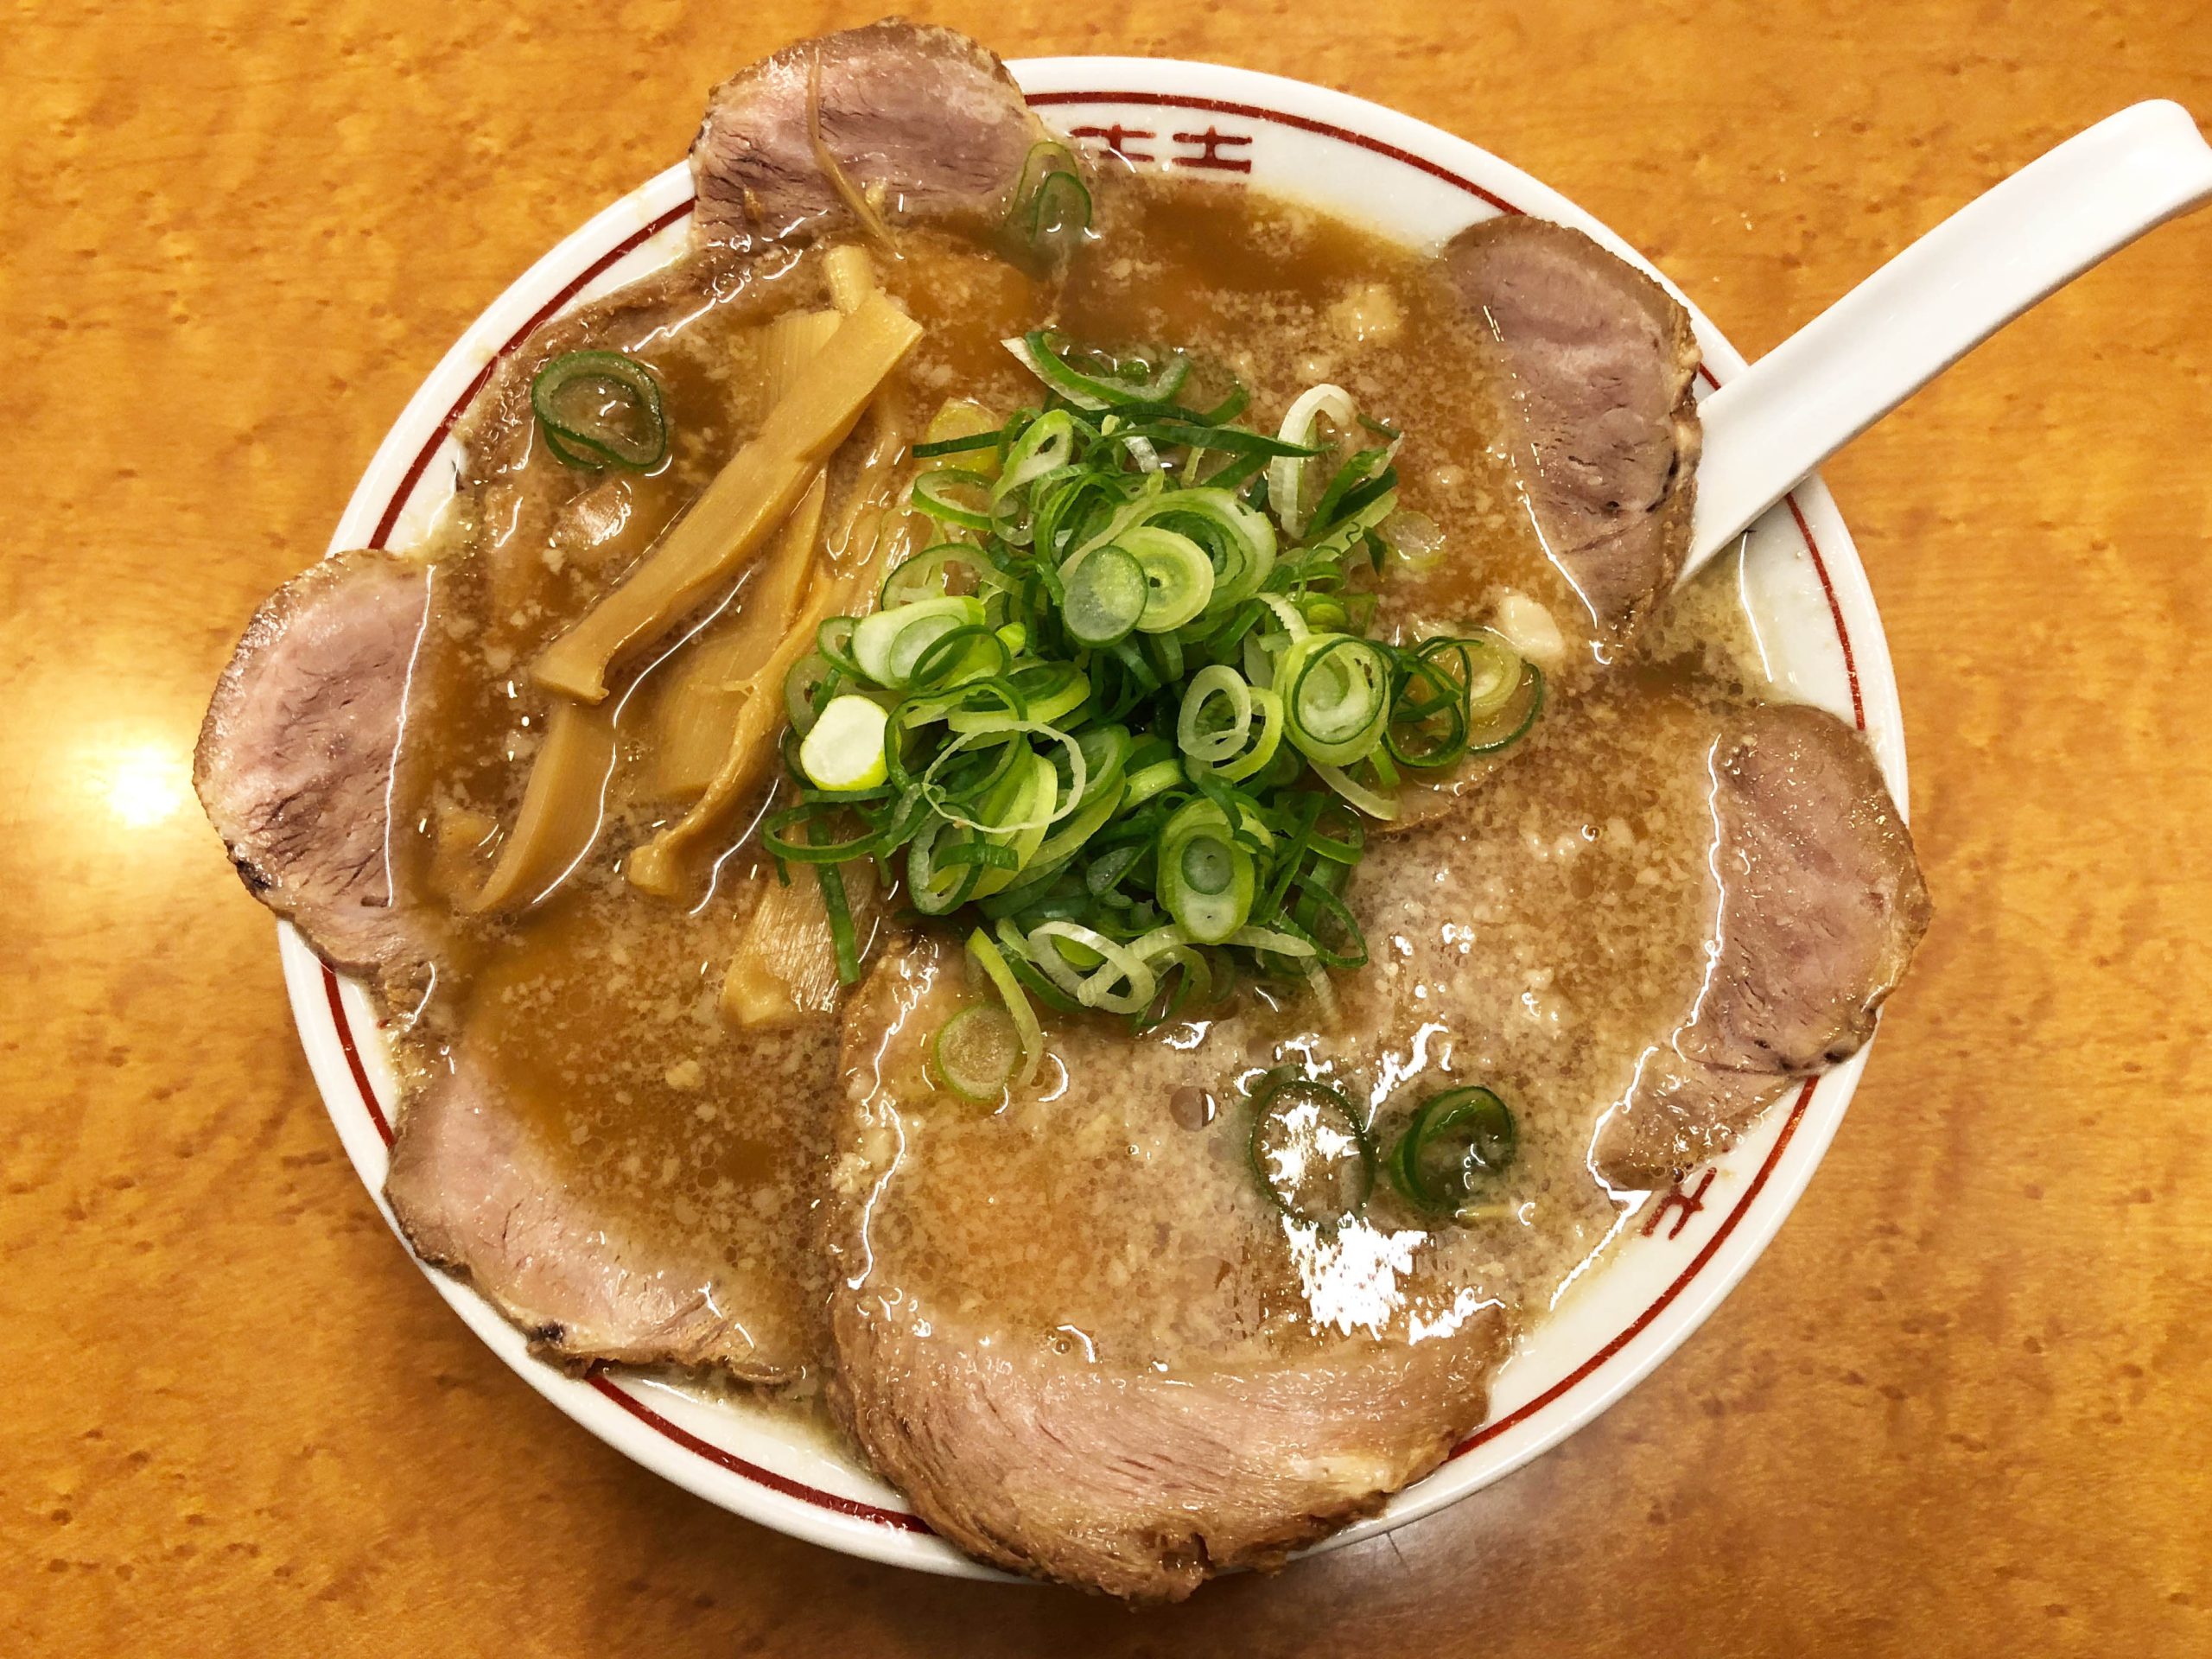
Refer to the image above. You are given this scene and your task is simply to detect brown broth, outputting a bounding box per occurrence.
[375,175,1778,1409]
[839,672,1745,1374]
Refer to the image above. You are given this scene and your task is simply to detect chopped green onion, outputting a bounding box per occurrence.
[964,927,1044,1084]
[1378,507,1446,569]
[1005,143,1093,264]
[798,694,890,791]
[1313,760,1400,821]
[931,1002,1023,1103]
[1027,172,1092,247]
[1006,329,1192,410]
[814,855,861,987]
[531,351,668,472]
[1279,634,1392,766]
[1122,753,1186,808]
[1466,658,1545,754]
[1268,383,1355,537]
[911,468,996,532]
[1176,664,1254,764]
[1027,920,1159,1014]
[816,615,867,679]
[1208,686,1285,783]
[755,336,1550,1046]
[783,650,840,735]
[1158,798,1255,943]
[911,428,1003,460]
[853,595,986,689]
[1122,525,1214,631]
[880,543,1001,610]
[1386,1086,1518,1216]
[995,410,1078,502]
[1249,1072,1375,1227]
[1060,543,1147,646]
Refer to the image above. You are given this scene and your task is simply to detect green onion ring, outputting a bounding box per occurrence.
[1386,1086,1519,1216]
[531,350,668,472]
[911,468,996,532]
[1060,543,1148,647]
[1177,664,1255,764]
[1249,1072,1375,1227]
[965,927,1044,1085]
[1281,634,1392,766]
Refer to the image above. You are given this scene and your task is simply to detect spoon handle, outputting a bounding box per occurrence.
[1684,99,2212,577]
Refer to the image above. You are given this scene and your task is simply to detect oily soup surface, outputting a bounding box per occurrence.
[382,176,1768,1403]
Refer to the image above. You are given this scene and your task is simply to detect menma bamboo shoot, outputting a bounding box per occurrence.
[721,861,877,1027]
[532,289,921,703]
[624,561,860,898]
[467,699,619,912]
[823,244,876,315]
[643,310,840,798]
[646,471,827,799]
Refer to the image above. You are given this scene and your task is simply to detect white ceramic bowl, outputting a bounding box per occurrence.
[282,56,1908,1580]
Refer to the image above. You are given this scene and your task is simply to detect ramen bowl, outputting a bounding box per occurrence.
[283,54,1905,1579]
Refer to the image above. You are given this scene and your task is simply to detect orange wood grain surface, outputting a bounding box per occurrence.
[5,1,2208,1651]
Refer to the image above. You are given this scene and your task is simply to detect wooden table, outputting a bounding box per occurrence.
[8,1,2208,1651]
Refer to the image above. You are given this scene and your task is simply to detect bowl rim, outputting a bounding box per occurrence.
[279,52,1908,1581]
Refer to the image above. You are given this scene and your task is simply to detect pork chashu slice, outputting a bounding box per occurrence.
[195,547,827,1378]
[1383,218,1706,830]
[1444,216,1702,660]
[195,550,438,979]
[829,936,1510,1601]
[1594,702,1932,1184]
[825,685,1929,1599]
[195,21,1064,1381]
[386,976,833,1381]
[691,18,1054,251]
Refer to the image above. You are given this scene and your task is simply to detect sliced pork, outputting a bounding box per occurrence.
[826,685,1928,1597]
[194,550,435,976]
[691,20,1052,251]
[1445,218,1702,655]
[1595,702,1932,1185]
[833,1323,1497,1594]
[388,1031,823,1381]
[827,938,1508,1600]
[197,543,831,1382]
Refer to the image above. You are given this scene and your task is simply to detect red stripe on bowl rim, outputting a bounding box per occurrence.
[323,965,391,1145]
[320,90,1868,1537]
[1453,1080,1813,1457]
[1026,89,1524,217]
[587,1376,932,1531]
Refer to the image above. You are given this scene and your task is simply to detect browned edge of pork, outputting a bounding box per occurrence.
[833,1303,1501,1602]
[1444,217,1702,657]
[691,18,1052,251]
[385,1047,800,1380]
[1596,702,1933,1185]
[194,549,434,977]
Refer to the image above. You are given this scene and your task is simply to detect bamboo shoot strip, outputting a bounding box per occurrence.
[764,308,842,392]
[625,524,890,897]
[645,312,840,798]
[467,698,620,912]
[532,289,923,702]
[722,856,878,1026]
[626,428,910,897]
[824,243,876,315]
[647,474,828,798]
